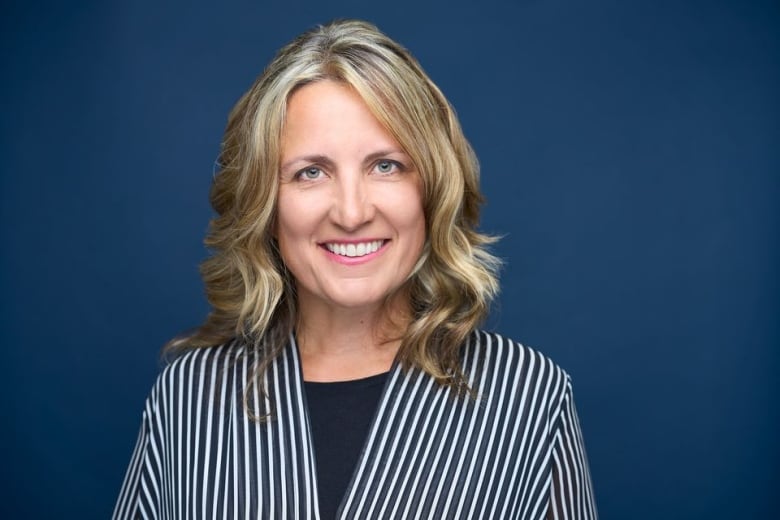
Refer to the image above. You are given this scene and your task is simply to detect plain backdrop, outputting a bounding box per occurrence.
[2,0,778,518]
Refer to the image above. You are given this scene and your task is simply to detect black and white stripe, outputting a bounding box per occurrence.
[114,331,597,519]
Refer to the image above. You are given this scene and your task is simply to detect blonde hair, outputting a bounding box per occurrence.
[169,19,500,397]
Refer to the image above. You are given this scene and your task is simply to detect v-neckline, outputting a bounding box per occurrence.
[288,333,402,519]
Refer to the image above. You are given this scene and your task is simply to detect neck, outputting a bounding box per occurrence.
[295,293,409,382]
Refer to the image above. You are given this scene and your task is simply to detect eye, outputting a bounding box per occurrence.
[374,160,400,175]
[296,166,324,181]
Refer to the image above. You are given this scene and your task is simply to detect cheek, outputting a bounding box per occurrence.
[395,185,426,234]
[275,191,313,250]
[389,193,427,259]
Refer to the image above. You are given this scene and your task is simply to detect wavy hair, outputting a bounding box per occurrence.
[168,19,500,402]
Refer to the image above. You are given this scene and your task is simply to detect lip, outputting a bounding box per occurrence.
[319,239,389,265]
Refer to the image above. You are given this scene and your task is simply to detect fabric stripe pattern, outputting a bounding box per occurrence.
[113,330,597,519]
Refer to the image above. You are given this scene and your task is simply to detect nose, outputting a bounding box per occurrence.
[331,172,374,231]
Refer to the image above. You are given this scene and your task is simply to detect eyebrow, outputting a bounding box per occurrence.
[363,149,408,164]
[280,149,410,173]
[280,154,334,173]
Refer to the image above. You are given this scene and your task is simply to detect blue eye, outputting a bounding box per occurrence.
[375,160,398,174]
[297,167,323,180]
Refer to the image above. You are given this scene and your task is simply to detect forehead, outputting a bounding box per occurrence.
[280,80,404,161]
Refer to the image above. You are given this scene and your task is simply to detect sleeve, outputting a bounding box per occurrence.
[112,382,165,520]
[547,376,598,520]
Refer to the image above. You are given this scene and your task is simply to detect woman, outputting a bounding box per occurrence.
[114,20,597,520]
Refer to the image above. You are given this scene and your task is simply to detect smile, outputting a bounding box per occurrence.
[324,240,385,258]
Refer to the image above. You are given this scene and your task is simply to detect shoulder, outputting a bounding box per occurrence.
[464,329,571,380]
[160,340,246,383]
[462,330,572,409]
[144,340,250,409]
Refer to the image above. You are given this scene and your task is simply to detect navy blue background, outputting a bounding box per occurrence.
[2,0,777,518]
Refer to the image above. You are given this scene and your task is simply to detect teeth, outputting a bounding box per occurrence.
[326,240,384,258]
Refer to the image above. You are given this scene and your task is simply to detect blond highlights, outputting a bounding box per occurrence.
[168,19,500,398]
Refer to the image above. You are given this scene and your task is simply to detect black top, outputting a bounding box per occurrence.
[304,372,389,519]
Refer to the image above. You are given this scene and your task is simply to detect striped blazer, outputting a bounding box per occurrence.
[114,330,597,519]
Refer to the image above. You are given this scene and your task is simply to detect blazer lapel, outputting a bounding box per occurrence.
[260,335,320,518]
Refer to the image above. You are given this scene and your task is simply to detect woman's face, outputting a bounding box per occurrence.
[276,80,426,315]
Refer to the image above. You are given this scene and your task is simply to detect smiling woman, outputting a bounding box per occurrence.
[114,19,597,520]
[277,80,427,381]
